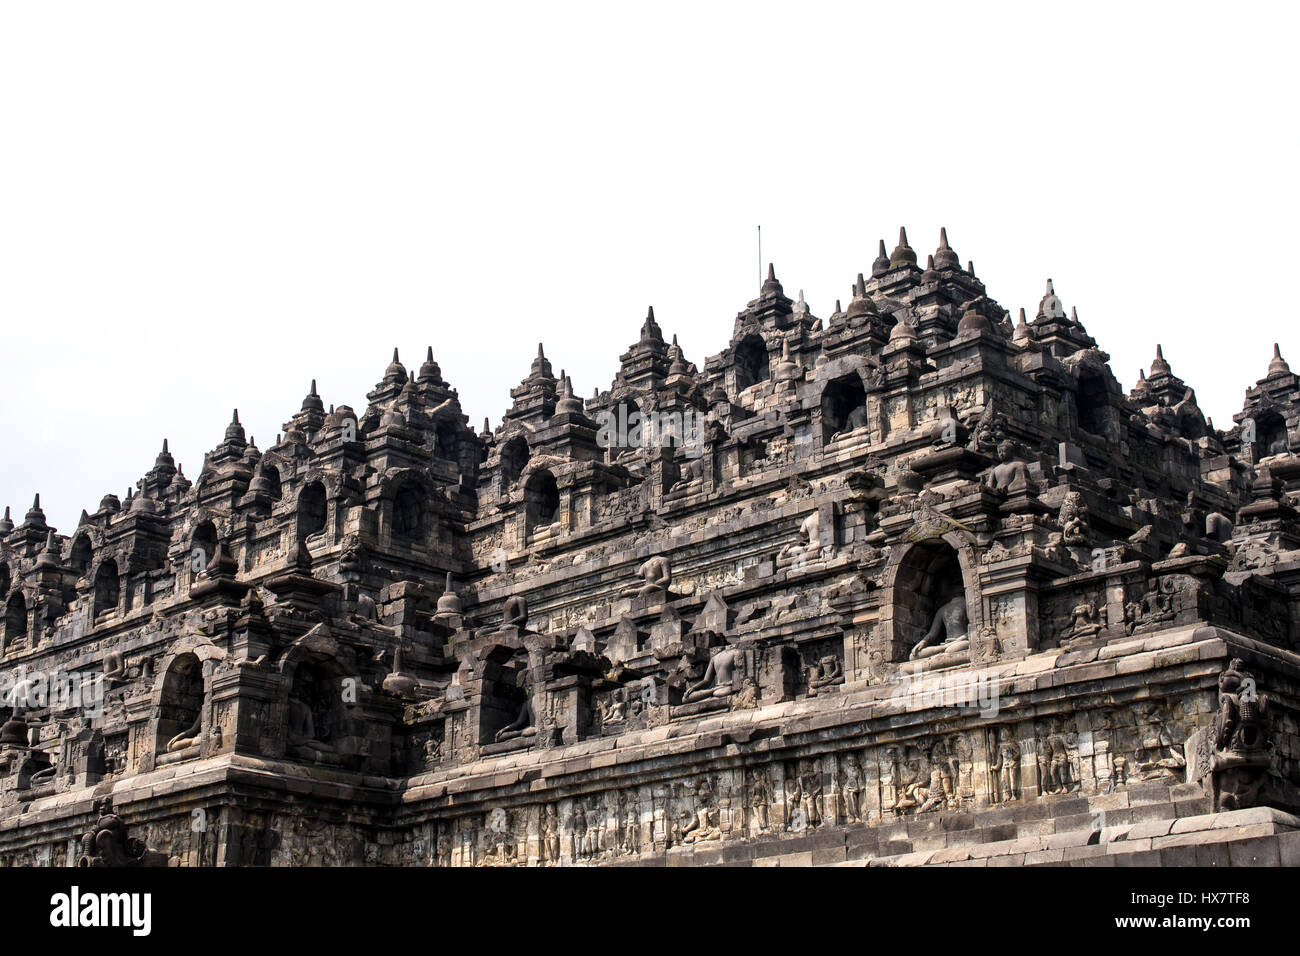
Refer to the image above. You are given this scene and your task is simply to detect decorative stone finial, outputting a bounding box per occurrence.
[872,239,890,277]
[555,375,585,416]
[846,273,877,319]
[1150,344,1171,377]
[419,347,444,385]
[760,262,783,295]
[1037,279,1066,320]
[889,227,917,268]
[640,306,664,342]
[933,227,960,270]
[384,348,407,384]
[1267,343,1291,378]
[25,494,46,527]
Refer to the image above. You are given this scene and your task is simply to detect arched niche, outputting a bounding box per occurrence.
[524,469,560,533]
[0,563,9,596]
[1255,409,1289,458]
[190,520,218,572]
[434,421,458,462]
[92,560,120,620]
[155,652,204,755]
[1077,370,1110,437]
[3,592,27,650]
[878,535,981,664]
[392,482,424,540]
[296,480,328,540]
[68,534,93,577]
[256,460,283,500]
[821,372,868,442]
[734,334,770,391]
[278,633,358,767]
[501,436,531,489]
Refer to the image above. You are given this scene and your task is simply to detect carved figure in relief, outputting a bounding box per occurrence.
[988,728,1020,803]
[1209,659,1272,811]
[750,767,772,832]
[681,778,720,844]
[1132,702,1186,781]
[840,757,864,823]
[541,805,560,864]
[801,762,824,827]
[571,801,588,860]
[78,797,149,867]
[1059,492,1088,545]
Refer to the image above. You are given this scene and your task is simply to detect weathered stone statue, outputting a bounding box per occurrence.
[808,654,842,692]
[166,712,202,752]
[830,404,868,442]
[779,510,823,568]
[494,685,536,743]
[1209,659,1272,811]
[1059,491,1088,545]
[502,595,528,630]
[909,595,970,660]
[986,440,1031,493]
[683,645,742,702]
[636,555,671,594]
[78,797,149,867]
[286,697,335,760]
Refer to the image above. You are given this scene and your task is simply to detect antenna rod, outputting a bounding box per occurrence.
[757,225,762,288]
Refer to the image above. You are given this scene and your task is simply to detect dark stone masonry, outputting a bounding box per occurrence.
[4,227,1300,867]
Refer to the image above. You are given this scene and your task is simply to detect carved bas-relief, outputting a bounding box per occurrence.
[1189,659,1275,811]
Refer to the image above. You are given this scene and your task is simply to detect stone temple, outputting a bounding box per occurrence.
[3,228,1300,868]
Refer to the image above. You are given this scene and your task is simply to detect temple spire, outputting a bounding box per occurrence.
[872,239,890,277]
[934,227,960,270]
[888,227,917,268]
[1267,342,1292,378]
[1150,344,1171,377]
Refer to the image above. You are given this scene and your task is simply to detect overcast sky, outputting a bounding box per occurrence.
[2,2,1297,532]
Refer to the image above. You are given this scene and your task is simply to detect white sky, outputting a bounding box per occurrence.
[2,2,1297,532]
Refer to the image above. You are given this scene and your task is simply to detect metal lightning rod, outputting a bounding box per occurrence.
[757,225,762,289]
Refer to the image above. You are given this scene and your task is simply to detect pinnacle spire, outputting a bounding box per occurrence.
[1150,344,1171,377]
[871,238,890,277]
[1267,343,1292,378]
[889,227,917,268]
